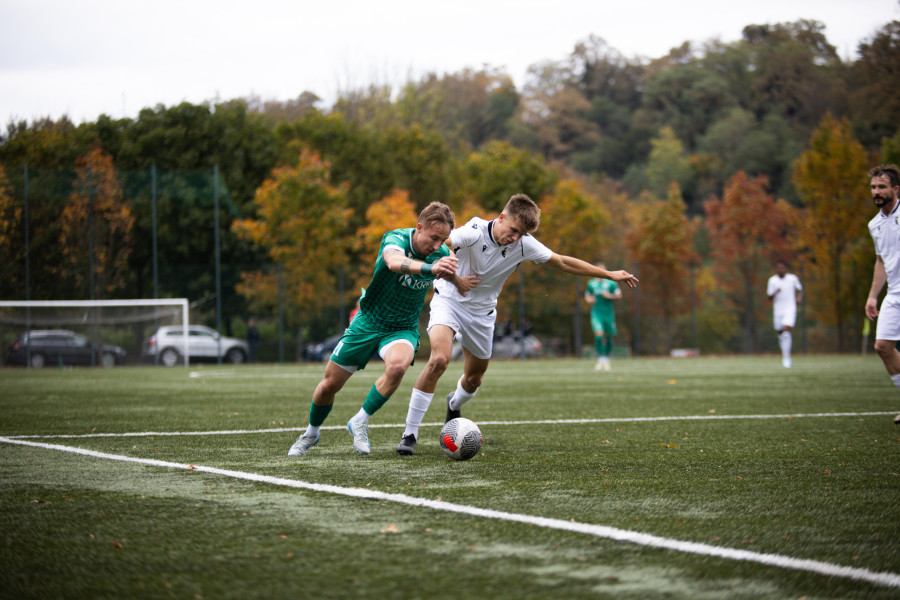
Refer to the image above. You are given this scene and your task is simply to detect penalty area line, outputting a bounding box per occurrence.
[6,411,897,440]
[2,436,900,590]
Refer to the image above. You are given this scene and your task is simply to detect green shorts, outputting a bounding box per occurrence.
[330,316,420,371]
[591,314,617,337]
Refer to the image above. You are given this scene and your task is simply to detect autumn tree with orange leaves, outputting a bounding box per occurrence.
[524,179,611,351]
[354,189,419,292]
[0,165,23,293]
[792,114,871,351]
[704,171,797,353]
[626,183,697,353]
[58,147,135,298]
[232,149,352,333]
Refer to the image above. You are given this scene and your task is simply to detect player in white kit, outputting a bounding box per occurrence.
[766,260,803,368]
[864,164,900,424]
[395,194,639,455]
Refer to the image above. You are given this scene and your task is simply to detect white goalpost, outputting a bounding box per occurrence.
[0,299,190,368]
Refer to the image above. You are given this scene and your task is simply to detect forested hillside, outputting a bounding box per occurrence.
[2,19,899,357]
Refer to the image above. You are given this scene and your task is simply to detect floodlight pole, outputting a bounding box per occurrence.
[88,167,96,367]
[24,164,31,369]
[214,165,222,365]
[213,164,222,365]
[151,165,159,365]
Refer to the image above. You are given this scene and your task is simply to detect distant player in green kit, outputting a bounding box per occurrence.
[288,202,458,457]
[585,262,622,371]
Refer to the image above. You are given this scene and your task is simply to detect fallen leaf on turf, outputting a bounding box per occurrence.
[380,524,399,533]
[112,541,123,549]
[667,379,677,385]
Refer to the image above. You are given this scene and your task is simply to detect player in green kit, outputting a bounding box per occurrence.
[287,202,458,457]
[585,262,622,371]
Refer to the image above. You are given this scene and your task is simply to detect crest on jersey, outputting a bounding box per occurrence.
[502,247,508,257]
[399,274,431,290]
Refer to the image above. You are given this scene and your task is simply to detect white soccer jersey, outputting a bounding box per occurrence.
[869,201,900,296]
[766,273,802,316]
[433,216,553,315]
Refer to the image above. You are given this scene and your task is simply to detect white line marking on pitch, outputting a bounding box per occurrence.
[2,435,899,590]
[6,411,896,440]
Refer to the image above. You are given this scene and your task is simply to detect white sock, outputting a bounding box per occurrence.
[891,374,900,391]
[449,377,477,411]
[305,425,320,438]
[779,331,792,360]
[352,407,370,424]
[404,389,433,438]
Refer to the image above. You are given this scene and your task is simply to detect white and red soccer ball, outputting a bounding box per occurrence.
[439,417,482,461]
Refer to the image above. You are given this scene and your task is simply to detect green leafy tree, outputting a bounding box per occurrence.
[397,67,519,149]
[850,20,900,148]
[742,20,845,131]
[644,127,694,205]
[463,141,557,212]
[792,115,871,351]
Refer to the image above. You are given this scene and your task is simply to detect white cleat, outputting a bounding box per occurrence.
[347,418,371,455]
[287,433,320,456]
[782,358,792,368]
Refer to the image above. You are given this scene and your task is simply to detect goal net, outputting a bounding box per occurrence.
[0,299,189,368]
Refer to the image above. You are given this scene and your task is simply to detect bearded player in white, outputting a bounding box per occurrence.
[865,164,900,424]
[766,260,803,368]
[395,193,639,455]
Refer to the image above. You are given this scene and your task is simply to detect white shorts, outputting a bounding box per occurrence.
[773,308,796,331]
[876,294,900,341]
[428,293,496,360]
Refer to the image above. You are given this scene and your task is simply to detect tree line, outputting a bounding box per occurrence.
[1,18,898,357]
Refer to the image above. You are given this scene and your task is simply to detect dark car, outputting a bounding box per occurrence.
[6,329,127,368]
[304,332,380,363]
[304,333,343,362]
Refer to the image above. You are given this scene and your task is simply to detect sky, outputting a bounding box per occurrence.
[1,0,898,126]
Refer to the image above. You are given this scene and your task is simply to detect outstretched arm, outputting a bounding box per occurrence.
[382,247,458,279]
[545,253,639,288]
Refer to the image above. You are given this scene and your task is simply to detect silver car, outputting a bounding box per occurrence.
[143,325,249,367]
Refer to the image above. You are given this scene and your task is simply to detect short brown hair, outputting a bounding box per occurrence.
[868,164,900,188]
[502,193,541,232]
[418,201,455,231]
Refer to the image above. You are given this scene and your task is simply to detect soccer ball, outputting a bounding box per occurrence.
[439,417,482,461]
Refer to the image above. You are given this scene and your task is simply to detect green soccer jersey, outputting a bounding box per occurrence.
[357,227,450,332]
[586,277,620,321]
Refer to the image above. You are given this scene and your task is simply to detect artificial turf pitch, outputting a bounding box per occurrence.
[1,354,899,599]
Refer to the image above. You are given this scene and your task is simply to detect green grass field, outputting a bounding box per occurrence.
[2,354,900,599]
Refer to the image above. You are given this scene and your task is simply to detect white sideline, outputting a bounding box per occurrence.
[5,411,896,439]
[2,435,899,590]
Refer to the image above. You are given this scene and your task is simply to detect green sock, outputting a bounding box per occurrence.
[604,338,613,357]
[361,384,390,415]
[595,337,605,357]
[308,402,333,427]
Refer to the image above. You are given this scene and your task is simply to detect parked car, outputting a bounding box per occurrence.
[304,332,379,363]
[6,329,127,368]
[143,325,249,367]
[304,333,343,362]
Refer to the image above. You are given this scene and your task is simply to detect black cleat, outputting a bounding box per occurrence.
[894,414,900,425]
[396,434,417,455]
[445,391,461,423]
